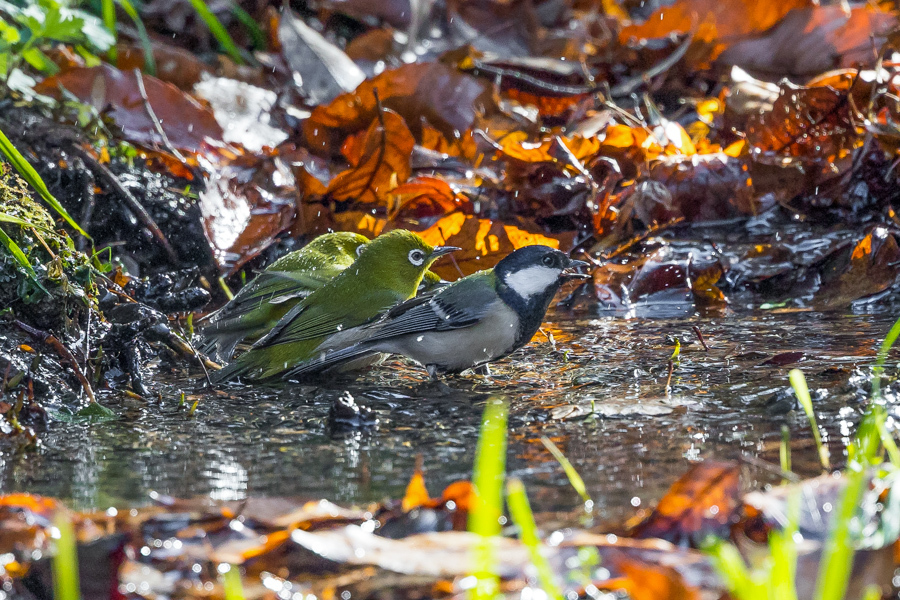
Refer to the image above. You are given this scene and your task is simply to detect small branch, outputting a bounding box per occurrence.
[66,143,180,264]
[133,69,187,164]
[15,320,96,403]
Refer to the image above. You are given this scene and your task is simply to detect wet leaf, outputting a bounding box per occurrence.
[813,227,900,309]
[325,109,415,205]
[278,8,366,106]
[115,42,213,89]
[605,556,702,600]
[401,468,431,512]
[761,351,806,367]
[630,460,740,547]
[620,0,813,68]
[415,212,571,278]
[387,176,472,227]
[719,5,895,77]
[747,79,859,164]
[304,62,492,155]
[200,151,298,272]
[35,64,227,156]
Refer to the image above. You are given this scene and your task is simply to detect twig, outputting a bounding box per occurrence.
[66,143,180,264]
[133,69,187,164]
[692,325,710,351]
[14,320,96,403]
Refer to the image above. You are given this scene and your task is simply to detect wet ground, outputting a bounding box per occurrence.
[1,306,896,528]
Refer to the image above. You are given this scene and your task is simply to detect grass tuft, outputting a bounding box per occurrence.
[506,478,564,600]
[468,397,508,600]
[789,369,829,470]
[52,511,80,600]
[541,436,591,507]
[0,126,90,239]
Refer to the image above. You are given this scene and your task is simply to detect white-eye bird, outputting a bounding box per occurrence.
[286,245,589,380]
[200,232,444,360]
[210,229,458,382]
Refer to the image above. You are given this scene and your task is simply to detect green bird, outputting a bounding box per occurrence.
[211,229,458,382]
[200,232,369,360]
[201,232,446,360]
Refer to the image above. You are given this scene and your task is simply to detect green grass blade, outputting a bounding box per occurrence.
[221,564,245,600]
[768,492,799,600]
[789,369,829,470]
[872,315,900,401]
[780,425,791,476]
[228,0,264,50]
[101,0,117,64]
[116,0,157,76]
[468,397,508,600]
[540,436,591,506]
[813,464,867,600]
[0,225,47,294]
[52,511,80,600]
[507,478,565,600]
[703,538,761,600]
[187,0,244,64]
[0,127,90,239]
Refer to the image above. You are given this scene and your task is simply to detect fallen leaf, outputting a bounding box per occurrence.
[719,5,895,77]
[620,0,814,68]
[630,460,741,547]
[279,8,366,106]
[747,79,859,164]
[304,62,492,155]
[35,64,228,157]
[325,109,415,205]
[414,212,571,278]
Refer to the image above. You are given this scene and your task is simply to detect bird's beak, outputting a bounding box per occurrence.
[429,246,460,259]
[562,258,592,280]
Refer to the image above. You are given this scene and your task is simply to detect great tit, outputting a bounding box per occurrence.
[200,232,445,361]
[286,245,589,380]
[211,229,458,382]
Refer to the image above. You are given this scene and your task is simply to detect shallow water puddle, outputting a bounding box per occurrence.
[1,308,896,528]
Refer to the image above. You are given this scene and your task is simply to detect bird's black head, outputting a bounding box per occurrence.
[495,245,588,342]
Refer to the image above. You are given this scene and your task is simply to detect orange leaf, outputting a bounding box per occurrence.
[402,469,432,512]
[326,109,415,205]
[416,213,570,278]
[304,62,490,155]
[620,0,813,68]
[630,460,740,546]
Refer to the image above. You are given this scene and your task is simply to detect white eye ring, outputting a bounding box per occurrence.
[408,249,426,266]
[356,244,366,257]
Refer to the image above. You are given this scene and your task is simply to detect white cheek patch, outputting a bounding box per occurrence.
[505,266,561,299]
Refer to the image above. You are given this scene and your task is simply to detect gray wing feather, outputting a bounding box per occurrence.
[286,274,497,378]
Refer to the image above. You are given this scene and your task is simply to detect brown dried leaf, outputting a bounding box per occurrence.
[746,79,860,164]
[415,212,571,278]
[719,5,895,77]
[620,0,813,68]
[325,109,415,205]
[35,64,227,157]
[304,62,491,155]
[630,460,740,547]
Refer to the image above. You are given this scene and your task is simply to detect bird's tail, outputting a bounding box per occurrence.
[285,343,379,380]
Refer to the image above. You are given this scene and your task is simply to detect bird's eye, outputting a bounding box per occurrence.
[542,255,555,267]
[408,249,426,266]
[356,245,365,257]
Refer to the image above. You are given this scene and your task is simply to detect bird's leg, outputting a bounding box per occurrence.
[426,364,440,381]
[473,364,492,377]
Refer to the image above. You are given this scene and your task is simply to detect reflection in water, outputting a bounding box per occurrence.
[0,308,897,526]
[204,453,248,501]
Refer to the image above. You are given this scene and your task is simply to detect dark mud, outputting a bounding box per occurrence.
[2,307,895,528]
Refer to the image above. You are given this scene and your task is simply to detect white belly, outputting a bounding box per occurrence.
[376,300,519,372]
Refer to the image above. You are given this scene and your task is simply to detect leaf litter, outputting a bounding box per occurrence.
[3,0,900,597]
